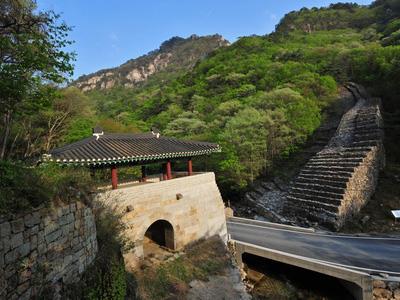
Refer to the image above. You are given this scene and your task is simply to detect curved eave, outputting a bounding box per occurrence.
[44,147,221,167]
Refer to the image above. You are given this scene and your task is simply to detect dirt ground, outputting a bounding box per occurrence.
[133,236,250,300]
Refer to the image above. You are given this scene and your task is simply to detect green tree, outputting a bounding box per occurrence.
[164,112,208,139]
[0,0,74,159]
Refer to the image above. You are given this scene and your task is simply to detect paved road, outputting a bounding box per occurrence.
[227,220,400,276]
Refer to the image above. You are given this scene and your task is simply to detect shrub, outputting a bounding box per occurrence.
[61,202,131,300]
[0,160,50,214]
[36,163,95,203]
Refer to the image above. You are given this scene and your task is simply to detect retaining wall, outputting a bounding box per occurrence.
[0,201,97,299]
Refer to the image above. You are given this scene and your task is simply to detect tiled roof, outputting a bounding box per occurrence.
[44,133,220,166]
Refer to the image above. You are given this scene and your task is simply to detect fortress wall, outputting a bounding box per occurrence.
[0,202,97,299]
[97,172,227,266]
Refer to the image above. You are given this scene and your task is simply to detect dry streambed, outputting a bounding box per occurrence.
[133,236,250,299]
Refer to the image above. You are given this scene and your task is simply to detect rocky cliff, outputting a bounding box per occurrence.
[73,34,229,92]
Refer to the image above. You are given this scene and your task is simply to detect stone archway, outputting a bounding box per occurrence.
[143,220,175,256]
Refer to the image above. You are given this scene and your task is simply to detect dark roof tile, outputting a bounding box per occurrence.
[45,133,220,166]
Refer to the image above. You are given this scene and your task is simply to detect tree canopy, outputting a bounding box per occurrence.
[0,0,74,159]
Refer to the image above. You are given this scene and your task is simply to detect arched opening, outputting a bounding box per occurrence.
[143,220,175,257]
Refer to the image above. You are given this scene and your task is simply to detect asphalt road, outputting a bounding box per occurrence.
[227,220,400,276]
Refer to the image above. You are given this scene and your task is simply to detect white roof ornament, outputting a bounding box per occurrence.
[151,126,161,139]
[92,126,104,140]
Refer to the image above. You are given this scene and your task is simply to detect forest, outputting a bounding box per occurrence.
[1,0,400,196]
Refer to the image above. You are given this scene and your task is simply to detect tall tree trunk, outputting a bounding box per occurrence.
[8,131,19,158]
[0,110,12,160]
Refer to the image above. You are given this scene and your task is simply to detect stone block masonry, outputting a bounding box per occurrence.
[284,83,385,229]
[0,202,97,299]
[97,172,227,267]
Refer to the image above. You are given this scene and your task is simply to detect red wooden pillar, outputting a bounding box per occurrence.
[162,163,168,181]
[141,165,147,182]
[166,160,172,180]
[111,165,118,189]
[187,158,193,176]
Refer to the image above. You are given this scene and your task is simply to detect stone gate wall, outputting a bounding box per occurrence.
[97,172,227,267]
[0,201,97,299]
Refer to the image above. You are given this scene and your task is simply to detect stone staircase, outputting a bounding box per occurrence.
[283,83,385,230]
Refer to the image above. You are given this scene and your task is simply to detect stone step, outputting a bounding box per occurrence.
[356,121,378,127]
[293,182,346,194]
[312,155,365,161]
[357,112,377,117]
[300,169,353,178]
[296,176,348,188]
[289,191,342,206]
[354,132,382,139]
[357,108,378,113]
[357,117,378,124]
[315,151,368,158]
[355,128,380,134]
[302,165,355,173]
[353,138,381,145]
[286,196,340,214]
[357,118,378,124]
[357,111,377,117]
[305,161,360,168]
[308,157,364,164]
[351,140,380,147]
[290,187,344,200]
[341,146,373,152]
[297,172,351,182]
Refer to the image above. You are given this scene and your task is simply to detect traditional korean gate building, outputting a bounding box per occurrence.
[45,129,228,266]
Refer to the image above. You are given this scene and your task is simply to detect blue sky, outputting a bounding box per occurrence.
[37,0,373,79]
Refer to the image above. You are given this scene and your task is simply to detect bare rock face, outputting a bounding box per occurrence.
[124,53,172,83]
[73,34,229,92]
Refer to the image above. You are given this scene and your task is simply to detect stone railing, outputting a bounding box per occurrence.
[0,201,97,299]
[284,84,385,229]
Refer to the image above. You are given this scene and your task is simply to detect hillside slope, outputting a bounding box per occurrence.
[73,34,229,92]
[275,1,400,46]
[64,0,400,195]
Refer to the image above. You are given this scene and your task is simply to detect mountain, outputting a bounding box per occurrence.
[73,34,229,92]
[65,0,399,193]
[274,1,400,46]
